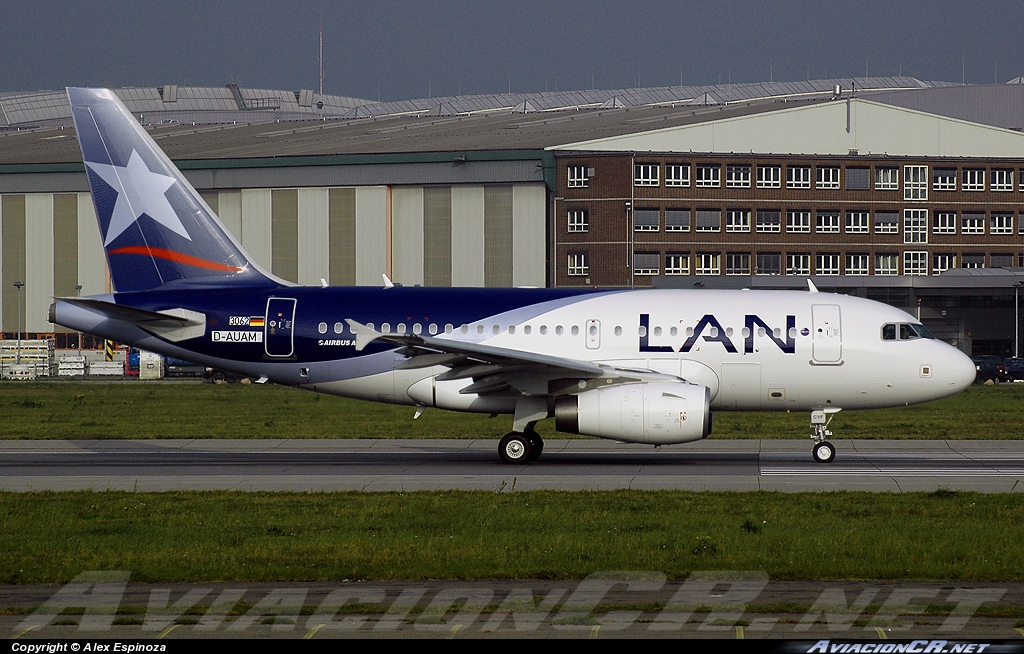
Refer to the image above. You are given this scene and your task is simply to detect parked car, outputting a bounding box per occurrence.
[204,367,251,383]
[971,356,1006,384]
[1004,358,1024,382]
[164,357,205,378]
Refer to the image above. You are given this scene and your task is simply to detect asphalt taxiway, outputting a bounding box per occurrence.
[1,439,1022,492]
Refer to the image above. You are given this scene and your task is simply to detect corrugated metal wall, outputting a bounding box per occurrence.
[0,182,547,331]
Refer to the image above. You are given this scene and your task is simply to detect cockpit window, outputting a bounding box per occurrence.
[882,322,936,341]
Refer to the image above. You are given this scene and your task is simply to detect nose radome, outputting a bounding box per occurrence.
[946,347,977,391]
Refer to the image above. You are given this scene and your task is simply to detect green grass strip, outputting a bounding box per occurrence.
[1,489,1022,583]
[2,381,1022,440]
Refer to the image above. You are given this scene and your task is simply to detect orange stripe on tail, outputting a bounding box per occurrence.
[109,246,244,273]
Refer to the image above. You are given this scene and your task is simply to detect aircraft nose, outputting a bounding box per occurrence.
[946,347,977,391]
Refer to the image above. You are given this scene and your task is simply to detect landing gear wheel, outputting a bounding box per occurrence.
[525,430,544,461]
[499,432,531,464]
[812,440,836,464]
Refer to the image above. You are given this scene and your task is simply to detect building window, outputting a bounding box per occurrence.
[962,253,985,269]
[567,165,589,188]
[816,253,840,276]
[726,252,751,275]
[933,212,956,235]
[991,253,1014,268]
[875,253,899,275]
[846,253,870,276]
[874,211,899,234]
[567,209,588,232]
[633,208,659,232]
[695,209,721,232]
[757,165,781,188]
[962,169,985,191]
[991,169,1014,191]
[932,168,956,191]
[846,167,870,190]
[962,213,985,234]
[665,209,690,232]
[787,254,811,276]
[816,210,840,233]
[786,210,811,233]
[665,253,689,275]
[875,167,898,190]
[634,164,659,187]
[904,209,928,244]
[696,253,720,275]
[846,211,870,233]
[904,251,928,276]
[816,167,841,189]
[904,165,928,200]
[633,252,660,275]
[726,209,751,232]
[567,253,589,276]
[1019,169,1024,192]
[726,165,751,188]
[695,164,721,188]
[665,164,690,187]
[932,253,956,274]
[991,213,1013,234]
[787,166,811,189]
[756,209,781,233]
[756,252,782,275]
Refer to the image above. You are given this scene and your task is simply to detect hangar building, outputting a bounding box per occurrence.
[1,77,1022,355]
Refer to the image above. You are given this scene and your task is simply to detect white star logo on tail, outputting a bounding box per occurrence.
[86,150,191,246]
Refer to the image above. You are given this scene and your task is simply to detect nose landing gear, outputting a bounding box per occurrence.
[810,408,841,463]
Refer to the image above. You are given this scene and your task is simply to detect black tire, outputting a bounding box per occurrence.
[499,432,531,464]
[812,441,836,464]
[525,430,544,461]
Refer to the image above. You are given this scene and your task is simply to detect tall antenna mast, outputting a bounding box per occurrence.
[319,22,323,96]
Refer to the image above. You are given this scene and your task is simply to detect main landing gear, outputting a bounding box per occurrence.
[499,429,544,464]
[810,408,840,463]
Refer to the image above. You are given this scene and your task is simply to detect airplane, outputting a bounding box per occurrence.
[50,88,978,465]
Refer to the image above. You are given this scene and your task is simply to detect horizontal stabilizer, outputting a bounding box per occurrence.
[54,297,206,342]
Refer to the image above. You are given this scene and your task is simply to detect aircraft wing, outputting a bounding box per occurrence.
[346,319,677,396]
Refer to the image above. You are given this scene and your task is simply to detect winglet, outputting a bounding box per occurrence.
[382,274,395,289]
[346,319,382,351]
[807,279,819,293]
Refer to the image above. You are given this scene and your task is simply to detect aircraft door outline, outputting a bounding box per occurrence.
[265,297,297,358]
[811,304,842,363]
[586,319,601,349]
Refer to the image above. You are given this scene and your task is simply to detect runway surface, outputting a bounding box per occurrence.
[1,438,1023,492]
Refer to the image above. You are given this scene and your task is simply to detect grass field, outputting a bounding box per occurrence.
[1,489,1022,584]
[3,381,1022,586]
[2,380,1022,440]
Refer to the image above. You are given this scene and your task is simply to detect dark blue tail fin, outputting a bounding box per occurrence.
[68,87,279,292]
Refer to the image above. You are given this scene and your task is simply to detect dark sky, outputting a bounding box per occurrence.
[5,1,1024,100]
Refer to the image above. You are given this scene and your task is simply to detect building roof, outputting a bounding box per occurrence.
[3,77,1021,168]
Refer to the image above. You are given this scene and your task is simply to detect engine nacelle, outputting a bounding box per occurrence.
[555,382,712,445]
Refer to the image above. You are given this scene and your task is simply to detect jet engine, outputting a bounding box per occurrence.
[554,382,712,445]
